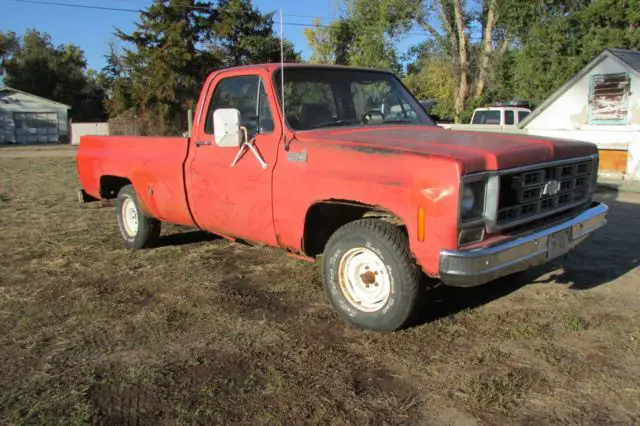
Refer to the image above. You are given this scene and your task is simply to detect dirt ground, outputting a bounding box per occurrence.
[1,152,639,425]
[0,144,77,157]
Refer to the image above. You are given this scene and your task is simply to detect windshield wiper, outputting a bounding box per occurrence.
[312,119,362,129]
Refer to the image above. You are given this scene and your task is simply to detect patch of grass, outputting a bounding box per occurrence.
[606,324,640,352]
[122,363,155,385]
[473,344,506,365]
[535,341,571,366]
[67,402,94,426]
[479,310,553,340]
[560,313,590,332]
[464,368,536,414]
[508,321,553,340]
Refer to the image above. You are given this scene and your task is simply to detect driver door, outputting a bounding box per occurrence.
[186,72,281,245]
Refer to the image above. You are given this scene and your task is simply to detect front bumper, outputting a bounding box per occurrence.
[439,202,608,287]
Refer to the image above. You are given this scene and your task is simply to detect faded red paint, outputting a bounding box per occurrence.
[76,63,598,277]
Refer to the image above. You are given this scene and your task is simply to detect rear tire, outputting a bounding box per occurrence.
[116,185,160,249]
[322,219,422,332]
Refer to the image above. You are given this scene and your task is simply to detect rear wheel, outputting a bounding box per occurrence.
[116,185,161,249]
[322,219,422,332]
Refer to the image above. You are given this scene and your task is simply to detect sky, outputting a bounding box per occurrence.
[0,0,344,70]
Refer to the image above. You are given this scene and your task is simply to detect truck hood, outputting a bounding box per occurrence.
[294,126,598,174]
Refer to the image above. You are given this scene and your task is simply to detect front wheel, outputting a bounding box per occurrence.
[322,219,422,332]
[116,185,161,249]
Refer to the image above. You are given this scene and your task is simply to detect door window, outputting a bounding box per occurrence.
[205,75,274,136]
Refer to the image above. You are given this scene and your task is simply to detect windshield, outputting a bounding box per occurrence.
[274,68,434,131]
[471,110,501,124]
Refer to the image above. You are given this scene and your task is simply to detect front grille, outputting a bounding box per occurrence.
[497,158,594,225]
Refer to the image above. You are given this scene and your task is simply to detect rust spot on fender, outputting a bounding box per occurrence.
[330,144,403,156]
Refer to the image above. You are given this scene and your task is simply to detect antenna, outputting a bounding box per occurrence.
[279,8,287,148]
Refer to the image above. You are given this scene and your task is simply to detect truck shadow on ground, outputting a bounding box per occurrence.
[415,187,640,325]
[157,230,219,247]
[153,189,639,326]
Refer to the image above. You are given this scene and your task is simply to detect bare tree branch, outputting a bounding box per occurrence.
[452,0,469,121]
[414,5,444,44]
[437,0,457,53]
[474,0,497,99]
[499,33,512,55]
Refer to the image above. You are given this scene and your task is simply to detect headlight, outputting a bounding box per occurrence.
[461,186,476,215]
[460,179,486,221]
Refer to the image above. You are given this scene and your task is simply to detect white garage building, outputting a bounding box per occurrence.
[519,48,640,180]
[0,86,70,144]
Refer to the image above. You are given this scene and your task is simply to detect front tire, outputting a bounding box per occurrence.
[322,219,422,332]
[116,185,161,249]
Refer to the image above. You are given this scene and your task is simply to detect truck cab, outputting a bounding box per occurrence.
[470,106,532,126]
[76,64,607,332]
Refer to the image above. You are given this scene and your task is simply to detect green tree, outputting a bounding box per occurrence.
[304,0,414,72]
[112,0,299,135]
[0,31,19,63]
[304,18,355,65]
[0,29,106,121]
[308,0,518,121]
[115,0,215,134]
[513,0,640,104]
[213,0,298,66]
[99,43,134,117]
[413,0,518,121]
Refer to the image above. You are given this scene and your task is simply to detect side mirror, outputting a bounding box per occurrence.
[213,108,242,147]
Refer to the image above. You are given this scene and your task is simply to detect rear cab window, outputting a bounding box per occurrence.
[472,110,501,124]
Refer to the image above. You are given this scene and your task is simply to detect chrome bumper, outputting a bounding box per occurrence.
[439,202,608,287]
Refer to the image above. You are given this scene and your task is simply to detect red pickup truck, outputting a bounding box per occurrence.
[77,64,608,331]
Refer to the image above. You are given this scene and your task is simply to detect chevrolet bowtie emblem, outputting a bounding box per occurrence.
[541,179,561,196]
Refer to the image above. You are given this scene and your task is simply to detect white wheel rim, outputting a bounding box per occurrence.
[338,247,391,313]
[121,197,139,236]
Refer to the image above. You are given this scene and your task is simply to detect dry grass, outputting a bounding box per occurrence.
[1,155,639,425]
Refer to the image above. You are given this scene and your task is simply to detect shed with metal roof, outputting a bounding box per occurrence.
[0,86,70,144]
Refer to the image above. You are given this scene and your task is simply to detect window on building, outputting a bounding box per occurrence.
[588,72,630,125]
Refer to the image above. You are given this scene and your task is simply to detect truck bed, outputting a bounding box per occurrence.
[77,136,195,227]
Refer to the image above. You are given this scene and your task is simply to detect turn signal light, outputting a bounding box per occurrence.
[417,207,425,241]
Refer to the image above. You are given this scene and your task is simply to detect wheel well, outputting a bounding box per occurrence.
[302,201,404,257]
[100,175,131,199]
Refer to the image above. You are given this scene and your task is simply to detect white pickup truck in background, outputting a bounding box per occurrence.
[470,106,531,126]
[439,101,532,132]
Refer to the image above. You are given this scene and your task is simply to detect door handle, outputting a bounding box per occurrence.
[195,141,213,147]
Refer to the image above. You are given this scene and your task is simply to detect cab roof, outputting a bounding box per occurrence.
[215,63,393,74]
[474,107,531,111]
